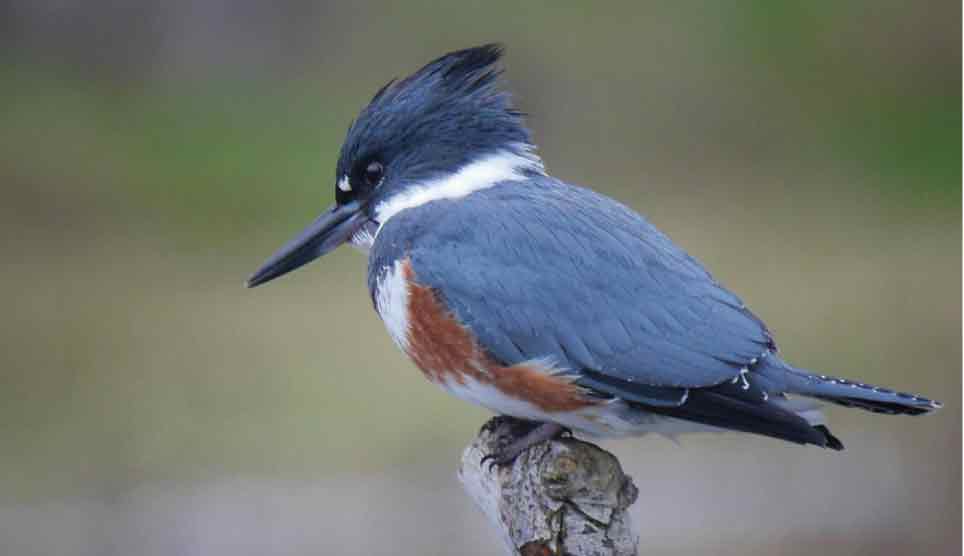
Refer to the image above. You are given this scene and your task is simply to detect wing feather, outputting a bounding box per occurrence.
[381,177,774,389]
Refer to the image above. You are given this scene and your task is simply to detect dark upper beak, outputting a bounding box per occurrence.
[246,200,366,288]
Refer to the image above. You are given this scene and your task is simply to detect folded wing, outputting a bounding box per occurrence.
[403,177,775,391]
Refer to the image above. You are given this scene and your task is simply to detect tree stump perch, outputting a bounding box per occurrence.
[458,417,639,555]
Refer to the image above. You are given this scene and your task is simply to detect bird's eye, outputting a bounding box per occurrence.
[363,161,384,187]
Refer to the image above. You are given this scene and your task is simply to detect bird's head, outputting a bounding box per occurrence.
[247,43,542,288]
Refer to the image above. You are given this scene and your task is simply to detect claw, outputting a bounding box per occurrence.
[480,454,492,466]
[481,452,511,472]
[480,453,498,472]
[480,450,515,472]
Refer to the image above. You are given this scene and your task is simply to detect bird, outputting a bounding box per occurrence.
[246,44,941,465]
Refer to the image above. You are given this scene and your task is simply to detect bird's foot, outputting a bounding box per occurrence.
[478,415,529,436]
[481,421,570,471]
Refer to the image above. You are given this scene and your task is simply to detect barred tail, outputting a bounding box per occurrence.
[784,367,942,416]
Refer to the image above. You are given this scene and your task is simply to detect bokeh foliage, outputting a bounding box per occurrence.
[0,2,959,555]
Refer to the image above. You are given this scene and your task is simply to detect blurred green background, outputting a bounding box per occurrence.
[1,2,959,555]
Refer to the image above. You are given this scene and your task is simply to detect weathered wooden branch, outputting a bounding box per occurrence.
[458,418,639,556]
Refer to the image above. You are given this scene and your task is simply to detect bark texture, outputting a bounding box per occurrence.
[458,418,639,555]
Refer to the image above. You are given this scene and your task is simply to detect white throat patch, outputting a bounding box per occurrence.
[374,259,411,351]
[373,148,543,234]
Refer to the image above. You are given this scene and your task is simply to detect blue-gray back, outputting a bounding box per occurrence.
[368,177,775,388]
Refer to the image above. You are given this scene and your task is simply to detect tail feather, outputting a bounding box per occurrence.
[783,367,942,416]
[813,425,844,450]
[589,356,938,450]
[638,386,845,450]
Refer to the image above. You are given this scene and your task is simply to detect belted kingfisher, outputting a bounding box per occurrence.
[247,44,941,464]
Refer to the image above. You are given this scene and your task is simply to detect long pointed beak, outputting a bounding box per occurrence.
[246,200,366,288]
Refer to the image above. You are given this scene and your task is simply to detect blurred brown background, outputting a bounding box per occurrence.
[1,2,960,555]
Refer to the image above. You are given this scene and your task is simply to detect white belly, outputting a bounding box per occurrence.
[438,373,712,438]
